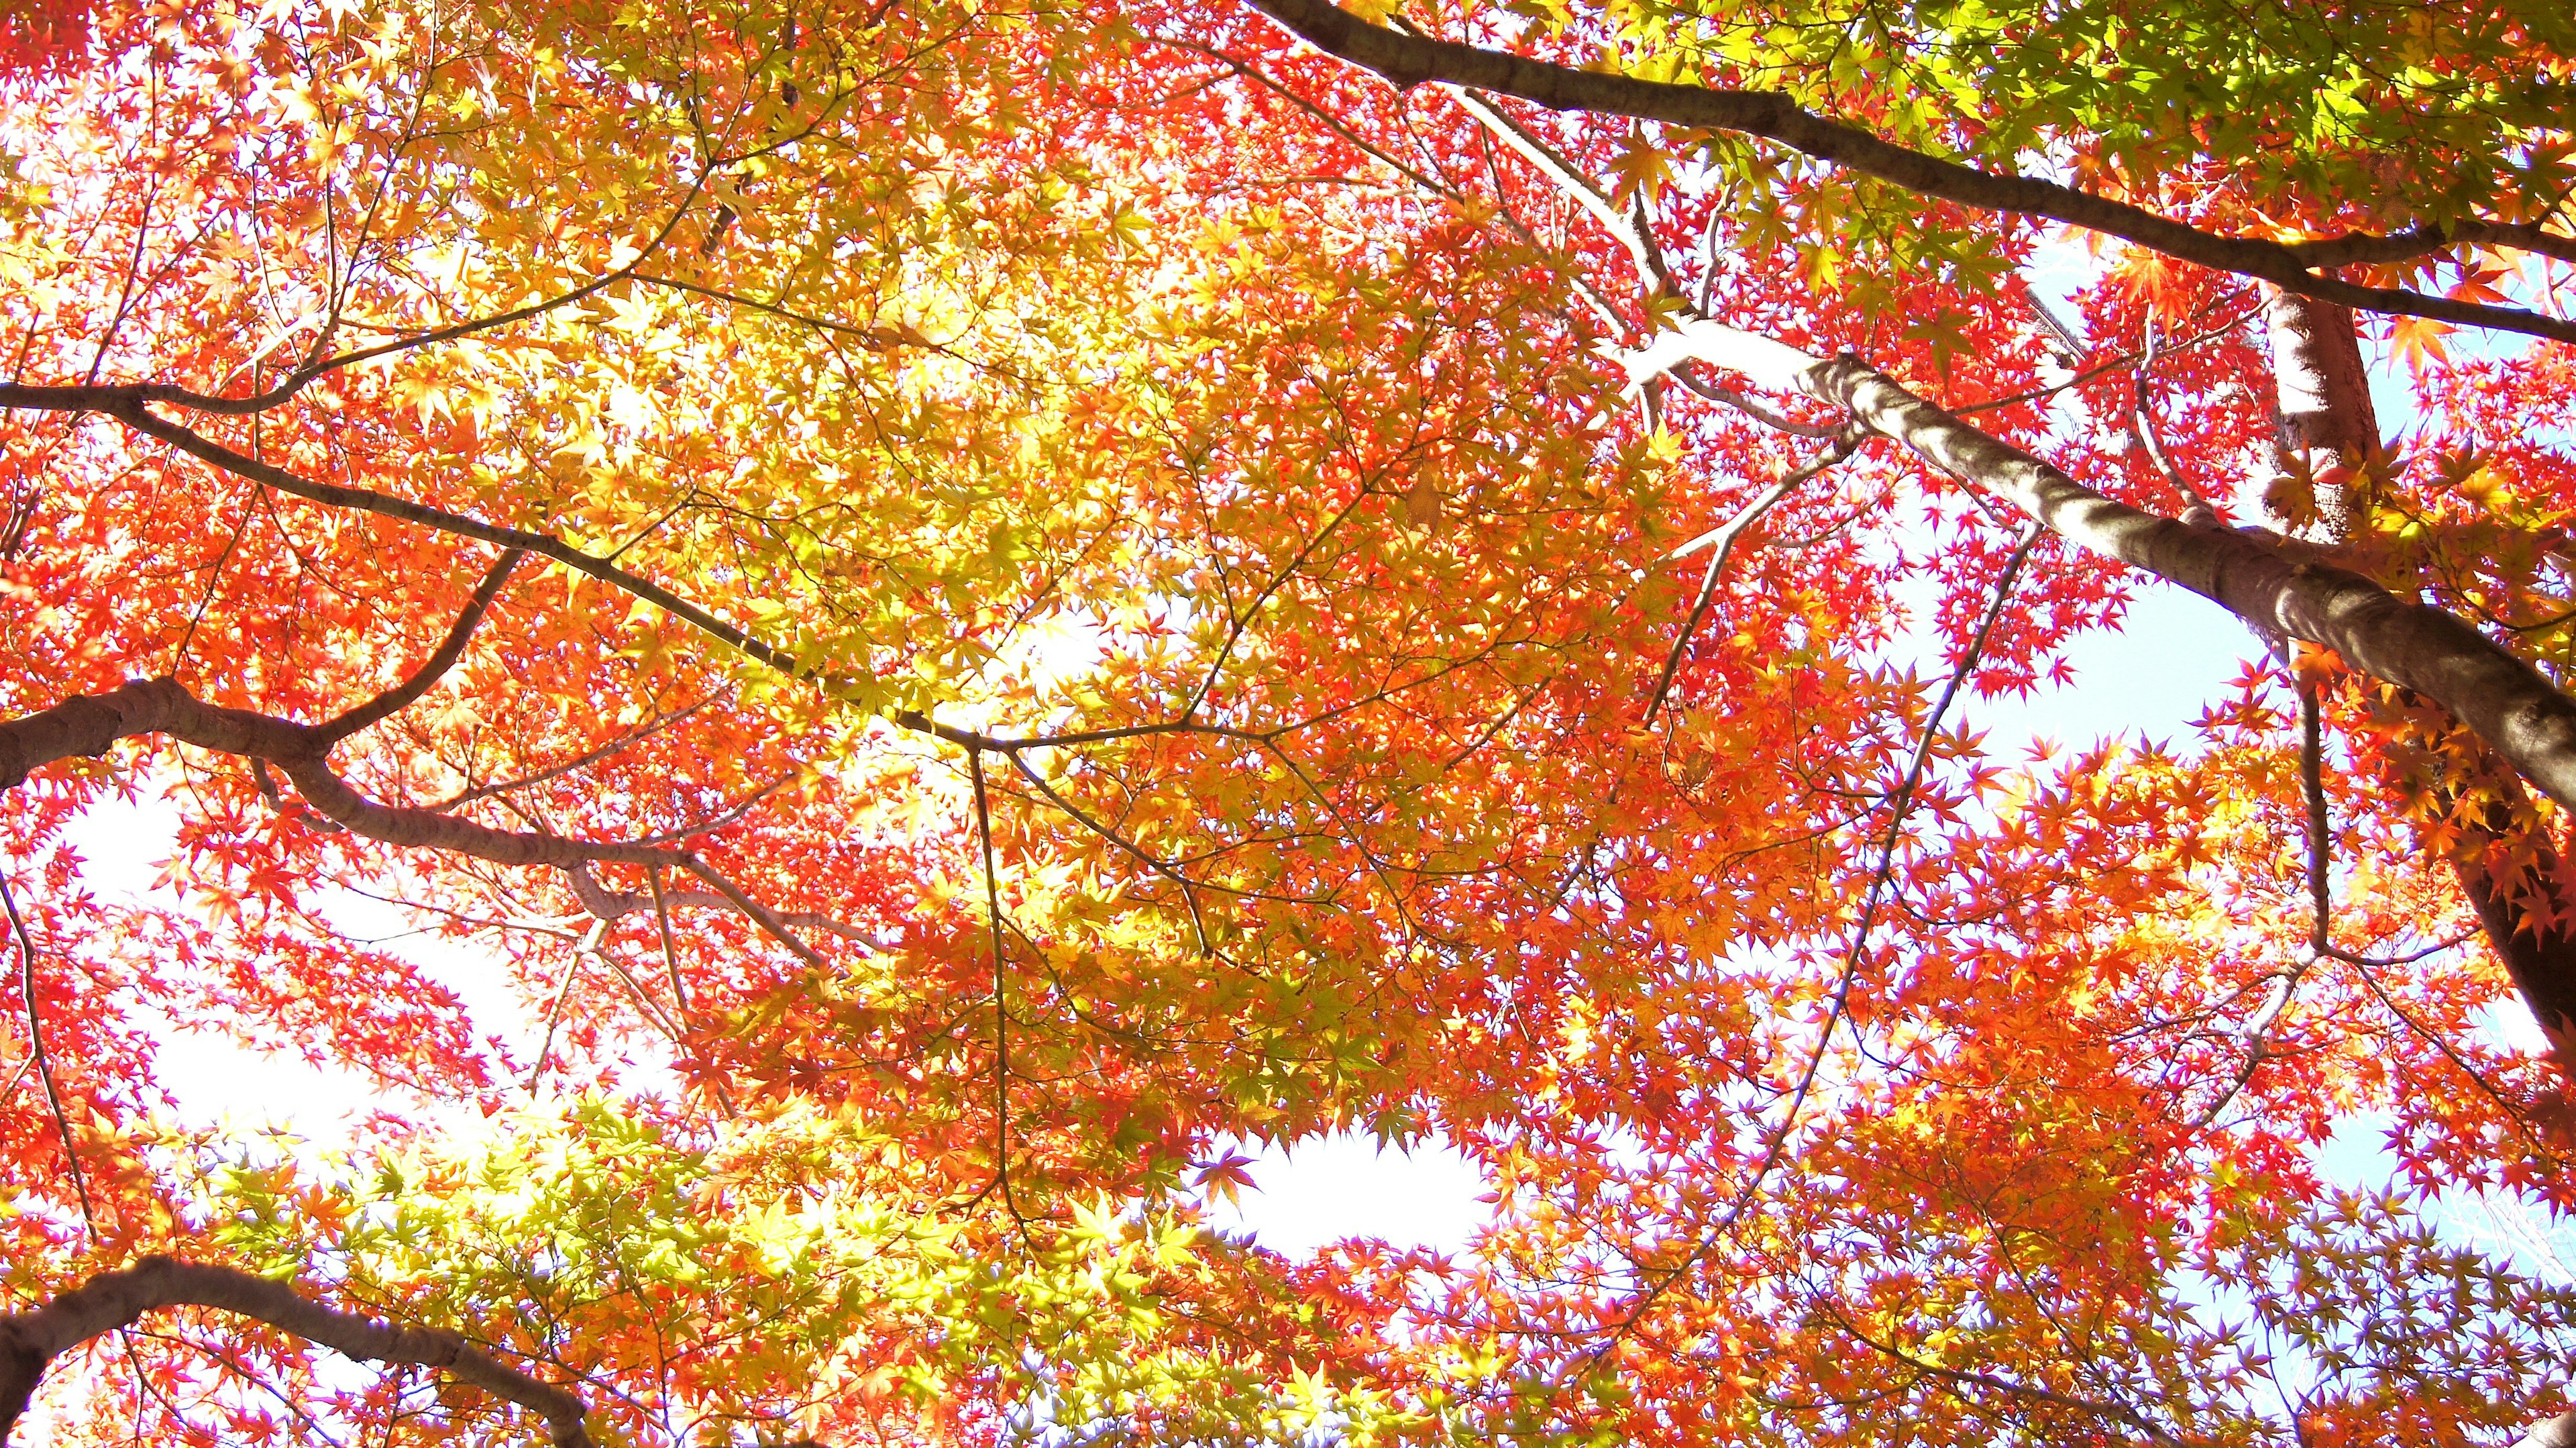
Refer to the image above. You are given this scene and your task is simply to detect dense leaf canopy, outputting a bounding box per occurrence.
[3,1,2575,1443]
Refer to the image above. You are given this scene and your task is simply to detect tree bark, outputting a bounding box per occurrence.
[2452,788,2576,1046]
[2253,299,2576,1050]
[0,1257,590,1447]
[1622,319,2576,812]
[2258,291,2381,542]
[1794,355,2576,813]
[0,677,828,966]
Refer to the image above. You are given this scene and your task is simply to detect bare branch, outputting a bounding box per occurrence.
[526,919,607,1096]
[1,872,93,1234]
[562,862,876,949]
[1002,749,1212,955]
[0,678,837,970]
[1595,524,2044,1362]
[0,392,832,696]
[1445,87,1670,293]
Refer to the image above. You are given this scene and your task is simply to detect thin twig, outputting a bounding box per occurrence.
[2194,683,2339,1128]
[524,919,606,1096]
[1445,86,1671,293]
[1587,522,2046,1359]
[2,870,95,1233]
[1646,431,1860,721]
[1002,750,1212,955]
[2129,316,2218,517]
[2320,932,2477,970]
[168,480,263,681]
[1803,523,2047,1119]
[2299,682,2332,955]
[1947,307,2253,420]
[969,749,1027,1233]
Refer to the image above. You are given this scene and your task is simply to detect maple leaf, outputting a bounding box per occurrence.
[1190,1150,1260,1207]
[1607,134,1674,205]
[2388,314,2457,373]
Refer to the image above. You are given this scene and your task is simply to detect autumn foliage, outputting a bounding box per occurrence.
[3,0,2576,1443]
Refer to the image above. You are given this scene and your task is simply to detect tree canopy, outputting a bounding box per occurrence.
[3,0,2575,1443]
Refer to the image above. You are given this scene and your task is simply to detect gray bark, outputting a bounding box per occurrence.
[2520,1410,2576,1448]
[2259,291,2381,541]
[1785,356,2576,815]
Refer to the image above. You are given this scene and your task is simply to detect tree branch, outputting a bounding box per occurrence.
[2285,220,2576,271]
[1444,86,1670,292]
[0,386,1264,776]
[1638,319,2576,814]
[0,1257,590,1447]
[1243,0,2576,345]
[37,172,717,420]
[0,678,830,964]
[561,862,878,947]
[312,550,525,745]
[1,873,93,1234]
[1001,749,1213,955]
[0,390,828,694]
[1646,431,1858,720]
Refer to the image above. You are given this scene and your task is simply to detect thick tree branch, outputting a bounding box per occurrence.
[0,678,827,964]
[0,386,1243,770]
[2443,776,2576,1045]
[2521,1407,2576,1448]
[0,1256,590,1447]
[1637,320,2576,813]
[2286,220,2576,270]
[1244,0,2576,345]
